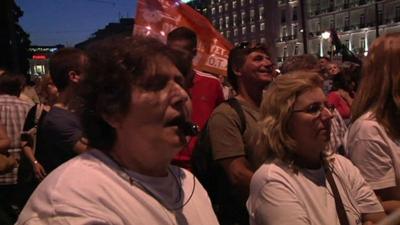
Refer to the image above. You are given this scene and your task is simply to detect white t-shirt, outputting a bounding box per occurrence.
[347,111,400,190]
[247,154,383,225]
[16,149,219,225]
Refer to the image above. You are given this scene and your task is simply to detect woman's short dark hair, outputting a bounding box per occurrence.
[80,35,179,151]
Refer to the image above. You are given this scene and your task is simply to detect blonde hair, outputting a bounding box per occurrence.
[258,71,324,166]
[352,32,400,139]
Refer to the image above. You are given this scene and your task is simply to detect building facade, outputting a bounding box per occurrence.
[278,0,400,62]
[189,0,280,60]
[186,0,400,63]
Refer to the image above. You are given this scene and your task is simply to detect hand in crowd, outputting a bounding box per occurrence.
[33,161,46,181]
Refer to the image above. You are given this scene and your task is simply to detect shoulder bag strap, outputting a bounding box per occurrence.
[32,103,44,153]
[226,98,246,134]
[325,166,350,225]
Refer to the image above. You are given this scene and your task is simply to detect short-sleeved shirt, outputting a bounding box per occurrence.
[347,111,400,190]
[36,107,82,173]
[247,155,384,225]
[208,98,260,166]
[17,149,219,225]
[0,94,32,185]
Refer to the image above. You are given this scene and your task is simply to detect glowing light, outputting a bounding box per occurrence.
[146,26,151,30]
[160,31,165,36]
[321,31,331,39]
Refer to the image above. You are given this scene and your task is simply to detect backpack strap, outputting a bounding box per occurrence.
[226,98,246,134]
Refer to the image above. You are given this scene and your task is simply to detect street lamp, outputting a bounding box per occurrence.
[320,31,331,57]
[322,31,331,39]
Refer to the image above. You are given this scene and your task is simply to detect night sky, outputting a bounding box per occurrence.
[16,0,138,46]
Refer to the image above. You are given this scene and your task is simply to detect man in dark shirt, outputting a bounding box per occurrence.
[37,48,88,173]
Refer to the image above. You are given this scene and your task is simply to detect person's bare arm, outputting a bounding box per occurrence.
[21,142,47,180]
[73,137,89,154]
[362,211,386,225]
[0,125,10,152]
[218,156,254,198]
[375,186,400,214]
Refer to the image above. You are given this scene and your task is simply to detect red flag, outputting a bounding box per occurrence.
[134,0,233,75]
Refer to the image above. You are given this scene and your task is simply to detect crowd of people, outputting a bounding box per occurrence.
[0,27,398,225]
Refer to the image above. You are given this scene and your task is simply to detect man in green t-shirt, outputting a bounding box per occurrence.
[208,42,276,225]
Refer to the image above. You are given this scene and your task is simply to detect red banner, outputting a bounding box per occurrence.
[134,0,233,75]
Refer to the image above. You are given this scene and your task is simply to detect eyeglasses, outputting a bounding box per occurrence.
[292,102,335,117]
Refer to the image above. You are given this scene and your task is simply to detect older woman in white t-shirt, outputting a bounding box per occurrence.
[247,72,385,225]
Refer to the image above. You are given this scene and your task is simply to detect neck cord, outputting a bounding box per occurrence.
[104,152,196,211]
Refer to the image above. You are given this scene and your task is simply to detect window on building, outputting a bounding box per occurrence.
[212,19,216,26]
[294,45,299,55]
[202,8,207,15]
[219,18,224,28]
[260,37,266,43]
[344,0,349,9]
[292,24,298,39]
[250,9,255,22]
[218,5,223,13]
[260,22,265,31]
[344,16,350,30]
[225,16,230,28]
[233,1,237,9]
[241,0,245,6]
[259,7,264,20]
[330,18,335,29]
[396,6,400,21]
[281,10,286,23]
[283,47,288,58]
[241,12,246,25]
[292,7,298,21]
[227,30,231,38]
[212,7,216,15]
[242,26,246,35]
[378,9,383,24]
[234,28,238,36]
[360,37,365,50]
[317,21,321,32]
[360,13,365,27]
[251,24,256,32]
[233,14,238,27]
[225,3,229,11]
[249,0,253,4]
[282,26,287,39]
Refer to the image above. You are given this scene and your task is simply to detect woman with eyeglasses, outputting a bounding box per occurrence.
[247,72,385,225]
[346,32,400,214]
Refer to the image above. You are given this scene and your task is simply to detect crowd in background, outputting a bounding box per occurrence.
[0,29,398,225]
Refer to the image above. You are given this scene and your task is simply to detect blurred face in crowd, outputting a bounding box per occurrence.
[112,57,191,161]
[327,63,340,76]
[319,58,330,71]
[168,39,196,60]
[47,79,58,99]
[238,50,275,87]
[289,87,333,164]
